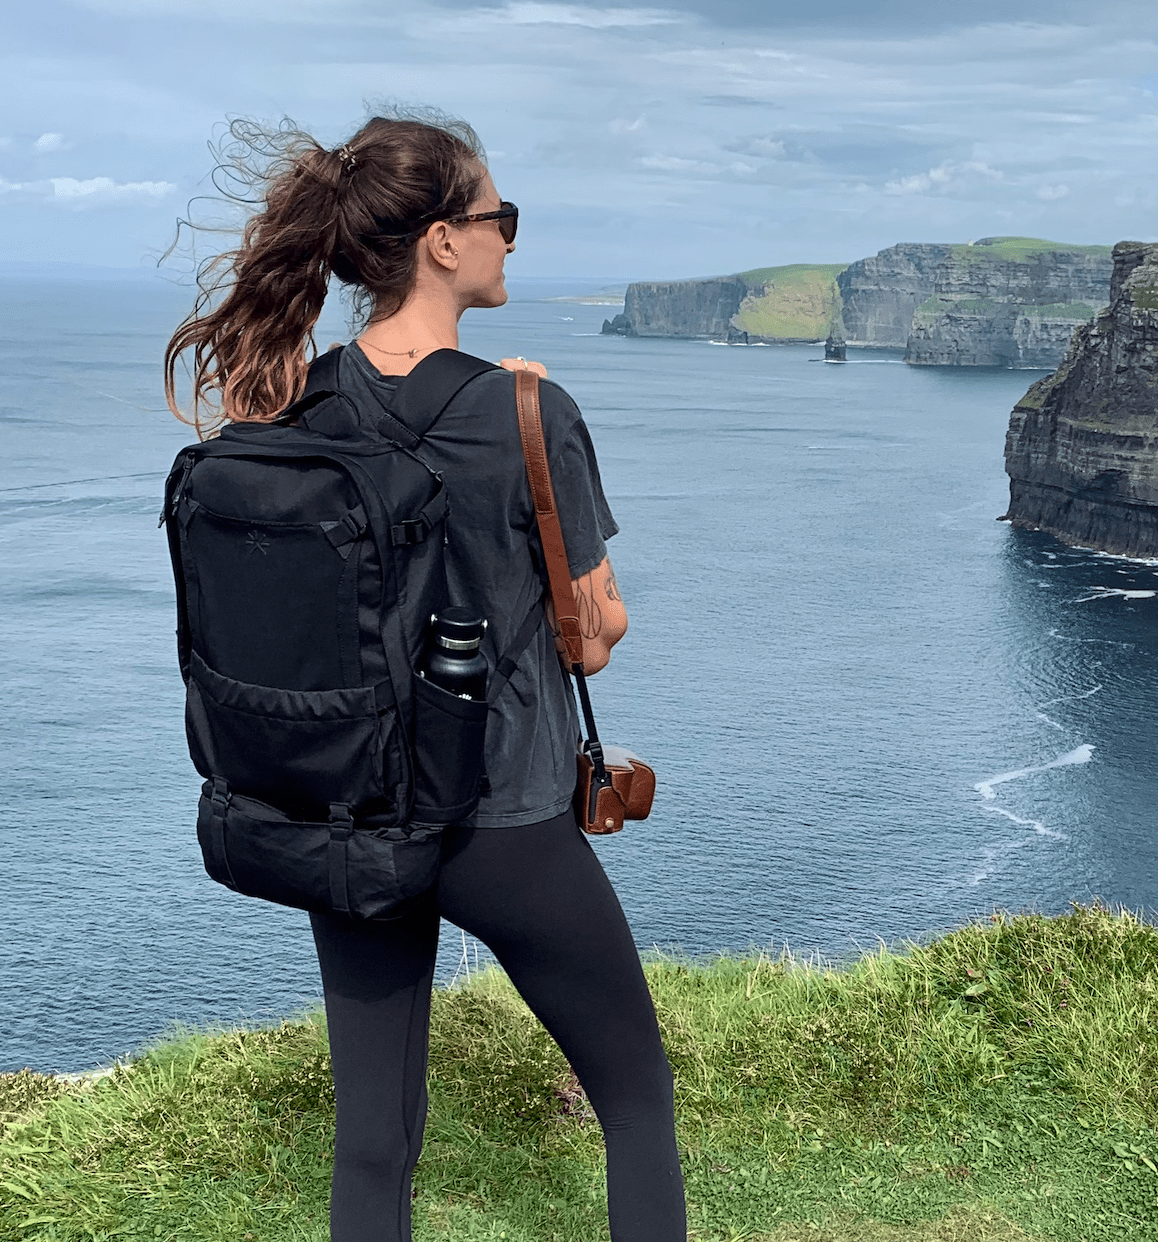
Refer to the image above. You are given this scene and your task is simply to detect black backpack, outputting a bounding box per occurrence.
[162,347,541,919]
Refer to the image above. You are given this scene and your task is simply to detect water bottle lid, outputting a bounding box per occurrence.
[433,606,485,651]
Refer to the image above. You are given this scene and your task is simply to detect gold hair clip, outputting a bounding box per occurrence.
[336,144,356,175]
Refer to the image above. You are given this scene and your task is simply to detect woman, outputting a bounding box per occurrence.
[164,112,686,1241]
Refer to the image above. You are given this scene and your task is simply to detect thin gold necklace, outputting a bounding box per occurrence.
[358,338,431,360]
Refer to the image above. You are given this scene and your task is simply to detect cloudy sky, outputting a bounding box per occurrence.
[3,0,1157,279]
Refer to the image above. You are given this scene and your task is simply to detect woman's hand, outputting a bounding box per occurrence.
[499,357,549,378]
[545,555,628,675]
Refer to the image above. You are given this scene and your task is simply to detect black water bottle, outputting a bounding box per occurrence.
[421,608,488,701]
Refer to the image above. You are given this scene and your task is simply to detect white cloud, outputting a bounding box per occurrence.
[748,137,787,158]
[610,116,647,134]
[34,132,66,152]
[456,2,682,29]
[0,175,175,205]
[885,160,1003,195]
[1037,183,1070,200]
[51,176,175,201]
[640,153,703,170]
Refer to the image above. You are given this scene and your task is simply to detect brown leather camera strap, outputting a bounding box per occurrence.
[514,368,612,801]
[514,368,585,670]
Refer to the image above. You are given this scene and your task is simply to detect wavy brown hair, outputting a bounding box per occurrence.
[164,111,486,436]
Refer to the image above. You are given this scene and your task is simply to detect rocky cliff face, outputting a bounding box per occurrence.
[905,243,1112,367]
[1003,241,1158,558]
[620,277,750,338]
[836,244,952,346]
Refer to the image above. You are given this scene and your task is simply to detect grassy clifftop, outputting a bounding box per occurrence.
[3,905,1157,1241]
[949,238,1114,263]
[733,263,847,340]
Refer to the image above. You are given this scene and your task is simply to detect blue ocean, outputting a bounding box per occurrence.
[3,271,1156,1074]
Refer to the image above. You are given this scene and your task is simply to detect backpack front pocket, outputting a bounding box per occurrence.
[410,674,489,825]
[186,650,396,814]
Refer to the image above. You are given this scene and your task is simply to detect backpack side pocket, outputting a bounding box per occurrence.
[410,675,489,825]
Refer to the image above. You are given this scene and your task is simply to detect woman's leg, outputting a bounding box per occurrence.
[309,901,440,1242]
[438,810,686,1242]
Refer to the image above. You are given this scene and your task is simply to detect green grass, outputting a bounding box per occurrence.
[4,904,1158,1241]
[732,264,847,340]
[1129,284,1158,311]
[948,238,1113,264]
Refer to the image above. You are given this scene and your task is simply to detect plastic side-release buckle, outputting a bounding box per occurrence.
[210,775,231,816]
[320,506,368,558]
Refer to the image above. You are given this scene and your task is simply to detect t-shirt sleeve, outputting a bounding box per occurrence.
[541,384,619,579]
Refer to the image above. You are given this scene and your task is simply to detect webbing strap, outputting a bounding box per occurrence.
[327,803,353,916]
[389,485,449,546]
[207,777,238,889]
[487,599,547,706]
[321,505,368,557]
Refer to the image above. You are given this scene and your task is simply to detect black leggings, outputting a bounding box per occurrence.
[309,808,686,1242]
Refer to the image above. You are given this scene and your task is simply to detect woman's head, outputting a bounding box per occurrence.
[165,110,496,433]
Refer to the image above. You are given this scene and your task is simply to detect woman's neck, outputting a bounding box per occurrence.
[357,288,461,376]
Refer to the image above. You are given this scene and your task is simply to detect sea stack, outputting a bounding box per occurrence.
[1002,241,1158,558]
[824,320,846,361]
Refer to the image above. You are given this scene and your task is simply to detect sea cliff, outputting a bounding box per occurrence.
[614,238,1113,369]
[605,266,844,343]
[905,239,1112,367]
[1002,241,1158,558]
[836,243,950,346]
[616,276,751,338]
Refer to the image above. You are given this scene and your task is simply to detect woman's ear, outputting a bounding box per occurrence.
[423,221,460,271]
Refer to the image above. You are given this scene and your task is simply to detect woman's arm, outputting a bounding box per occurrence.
[546,555,628,675]
[499,359,624,671]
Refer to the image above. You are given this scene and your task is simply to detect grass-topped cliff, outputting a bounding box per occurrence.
[3,905,1157,1240]
[733,263,847,341]
[946,238,1113,264]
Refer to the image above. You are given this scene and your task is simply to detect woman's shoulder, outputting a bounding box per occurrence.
[457,364,583,430]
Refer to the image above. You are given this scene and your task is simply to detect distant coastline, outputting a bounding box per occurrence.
[605,237,1114,370]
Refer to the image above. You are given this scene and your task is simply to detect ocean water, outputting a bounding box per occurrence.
[2,272,1156,1074]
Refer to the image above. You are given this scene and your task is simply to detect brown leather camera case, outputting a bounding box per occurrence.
[575,746,657,834]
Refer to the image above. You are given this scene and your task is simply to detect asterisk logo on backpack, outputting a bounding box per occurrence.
[245,530,270,555]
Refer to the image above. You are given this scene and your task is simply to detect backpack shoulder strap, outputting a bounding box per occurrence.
[389,348,498,439]
[303,344,344,396]
[298,345,496,448]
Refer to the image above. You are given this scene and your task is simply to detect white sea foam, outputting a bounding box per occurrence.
[1038,683,1103,711]
[1093,549,1158,567]
[974,744,1094,801]
[1073,586,1157,602]
[1047,627,1134,648]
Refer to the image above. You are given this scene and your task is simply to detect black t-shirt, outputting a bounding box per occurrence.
[340,343,619,827]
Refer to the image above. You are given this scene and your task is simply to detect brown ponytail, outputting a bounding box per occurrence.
[164,111,485,436]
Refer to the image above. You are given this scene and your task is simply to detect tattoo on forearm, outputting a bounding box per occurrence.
[604,565,622,602]
[574,573,604,639]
